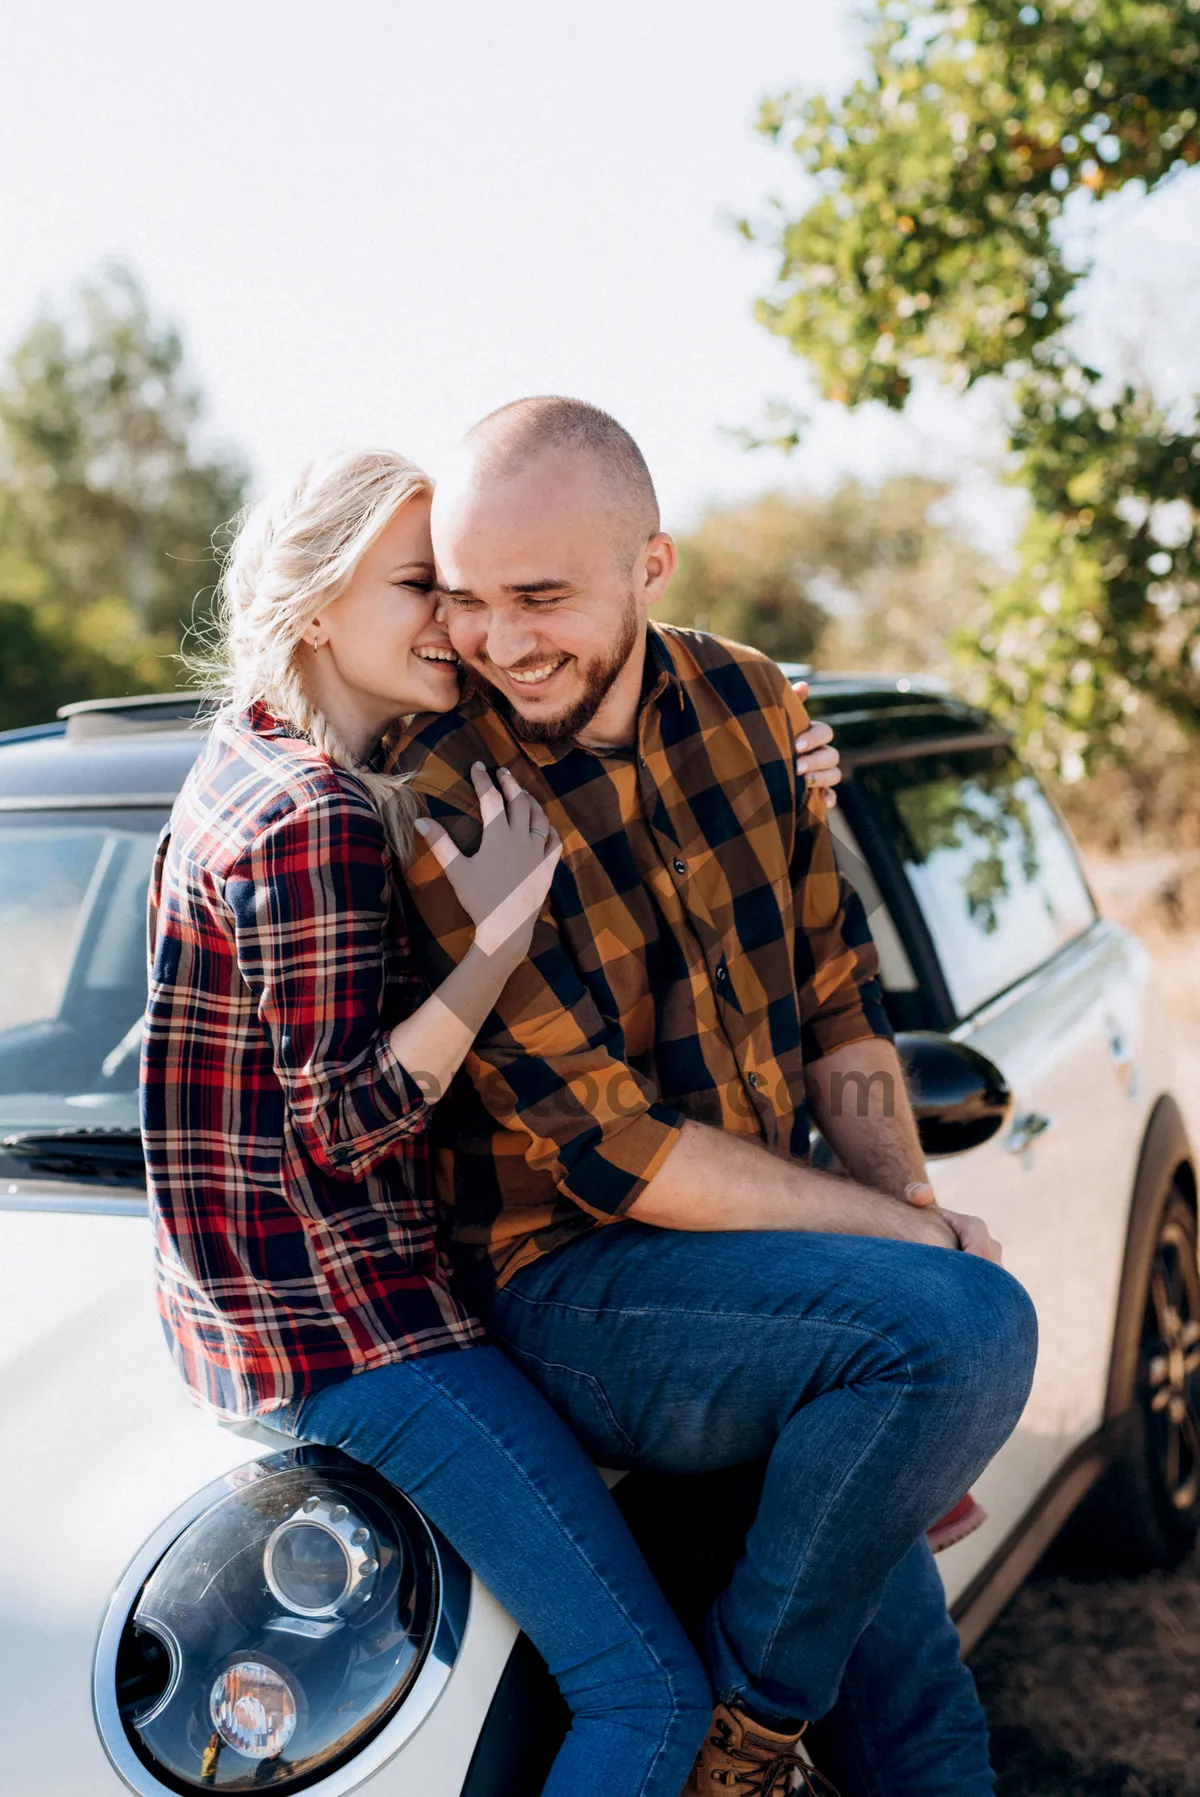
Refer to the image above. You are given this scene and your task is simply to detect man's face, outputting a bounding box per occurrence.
[430,449,649,743]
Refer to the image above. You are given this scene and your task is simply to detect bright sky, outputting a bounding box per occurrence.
[2,0,1197,546]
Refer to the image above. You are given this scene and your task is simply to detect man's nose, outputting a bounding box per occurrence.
[485,613,544,668]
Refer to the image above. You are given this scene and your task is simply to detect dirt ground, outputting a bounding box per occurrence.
[971,856,1200,1796]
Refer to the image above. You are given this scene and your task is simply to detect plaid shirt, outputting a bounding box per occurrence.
[140,705,483,1421]
[394,625,892,1289]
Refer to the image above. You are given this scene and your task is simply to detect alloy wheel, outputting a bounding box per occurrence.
[1143,1207,1200,1514]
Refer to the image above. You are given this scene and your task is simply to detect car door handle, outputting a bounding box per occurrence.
[1005,1112,1054,1154]
[1108,1026,1139,1095]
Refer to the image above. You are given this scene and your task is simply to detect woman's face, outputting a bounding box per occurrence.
[313,495,460,725]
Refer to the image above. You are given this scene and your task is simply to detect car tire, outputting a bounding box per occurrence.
[1070,1182,1200,1574]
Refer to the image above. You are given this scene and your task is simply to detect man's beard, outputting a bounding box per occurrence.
[467,595,640,746]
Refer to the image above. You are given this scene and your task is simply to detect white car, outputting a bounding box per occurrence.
[1,681,1196,1796]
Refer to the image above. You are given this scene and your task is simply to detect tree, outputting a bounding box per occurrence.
[658,475,989,673]
[0,267,248,728]
[749,0,1200,772]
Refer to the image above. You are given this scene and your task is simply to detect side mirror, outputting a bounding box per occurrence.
[895,1032,1012,1157]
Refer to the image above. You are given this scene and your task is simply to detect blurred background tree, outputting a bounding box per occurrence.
[660,473,990,673]
[0,267,248,729]
[748,0,1200,786]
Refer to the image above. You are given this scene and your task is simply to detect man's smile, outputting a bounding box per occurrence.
[498,654,573,692]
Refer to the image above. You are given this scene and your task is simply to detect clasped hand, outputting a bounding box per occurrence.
[414,763,562,961]
[903,1179,1003,1264]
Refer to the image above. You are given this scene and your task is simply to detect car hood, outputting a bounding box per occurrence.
[0,1202,264,1795]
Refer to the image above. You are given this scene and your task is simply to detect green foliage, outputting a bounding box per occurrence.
[658,476,988,671]
[973,361,1200,767]
[0,596,171,732]
[751,0,1200,769]
[658,490,829,660]
[756,0,1200,407]
[0,267,248,729]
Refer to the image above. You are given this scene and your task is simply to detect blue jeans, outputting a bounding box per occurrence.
[479,1224,1039,1796]
[261,1346,711,1797]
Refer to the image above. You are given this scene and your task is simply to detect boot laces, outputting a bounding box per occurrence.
[708,1736,841,1797]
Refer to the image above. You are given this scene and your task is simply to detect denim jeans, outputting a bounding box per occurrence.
[479,1224,1039,1796]
[260,1346,711,1797]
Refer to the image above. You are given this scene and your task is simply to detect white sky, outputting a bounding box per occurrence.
[2,0,1197,549]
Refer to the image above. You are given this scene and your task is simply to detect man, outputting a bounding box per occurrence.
[395,398,1037,1795]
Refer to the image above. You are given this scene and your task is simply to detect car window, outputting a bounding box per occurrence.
[0,810,167,1129]
[826,806,916,993]
[858,745,1096,1019]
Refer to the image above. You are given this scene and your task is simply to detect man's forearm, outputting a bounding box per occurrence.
[805,1037,927,1201]
[628,1119,952,1248]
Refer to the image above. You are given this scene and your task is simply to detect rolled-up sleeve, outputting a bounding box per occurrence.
[227,793,429,1181]
[783,686,893,1065]
[404,810,684,1220]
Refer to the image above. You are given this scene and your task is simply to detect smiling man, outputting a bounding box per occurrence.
[393,398,1037,1796]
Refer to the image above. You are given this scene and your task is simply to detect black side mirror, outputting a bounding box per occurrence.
[895,1032,1012,1157]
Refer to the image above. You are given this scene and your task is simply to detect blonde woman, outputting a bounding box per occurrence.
[139,451,714,1796]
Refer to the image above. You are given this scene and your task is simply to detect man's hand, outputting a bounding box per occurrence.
[904,1183,1003,1263]
[940,1207,1004,1264]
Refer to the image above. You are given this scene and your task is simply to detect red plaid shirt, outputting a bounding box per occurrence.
[140,705,484,1421]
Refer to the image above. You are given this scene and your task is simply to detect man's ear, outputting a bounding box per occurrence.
[639,532,677,609]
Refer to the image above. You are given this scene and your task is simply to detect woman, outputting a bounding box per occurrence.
[140,449,843,1794]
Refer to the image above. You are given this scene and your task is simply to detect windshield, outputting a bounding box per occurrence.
[0,809,168,1138]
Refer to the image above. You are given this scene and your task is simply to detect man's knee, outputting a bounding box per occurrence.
[918,1252,1038,1424]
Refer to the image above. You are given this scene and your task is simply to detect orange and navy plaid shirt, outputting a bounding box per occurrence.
[394,625,892,1290]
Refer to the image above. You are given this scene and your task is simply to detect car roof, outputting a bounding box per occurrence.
[777,666,1003,757]
[0,695,208,811]
[0,674,1007,810]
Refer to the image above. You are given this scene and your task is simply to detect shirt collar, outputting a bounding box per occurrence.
[644,621,685,710]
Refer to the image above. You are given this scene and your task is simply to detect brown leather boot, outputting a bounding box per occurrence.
[683,1703,843,1796]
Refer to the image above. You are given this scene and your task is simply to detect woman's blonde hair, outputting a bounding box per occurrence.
[195,449,432,863]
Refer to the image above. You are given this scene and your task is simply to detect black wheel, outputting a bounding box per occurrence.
[1133,1191,1200,1549]
[1070,1185,1200,1573]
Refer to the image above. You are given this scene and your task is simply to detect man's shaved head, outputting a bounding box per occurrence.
[463,396,659,571]
[431,396,677,749]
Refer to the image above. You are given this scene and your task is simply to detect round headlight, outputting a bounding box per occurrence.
[94,1448,469,1795]
[210,1660,298,1759]
[264,1494,380,1618]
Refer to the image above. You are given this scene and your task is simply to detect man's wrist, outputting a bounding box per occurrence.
[915,1208,959,1249]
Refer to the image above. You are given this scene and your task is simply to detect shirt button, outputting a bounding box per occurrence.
[747,1072,759,1089]
[715,963,727,982]
[639,755,648,769]
[673,857,686,876]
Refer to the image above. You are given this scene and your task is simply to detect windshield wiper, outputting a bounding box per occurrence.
[2,1127,146,1186]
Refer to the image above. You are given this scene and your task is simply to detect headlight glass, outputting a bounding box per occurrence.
[99,1448,459,1793]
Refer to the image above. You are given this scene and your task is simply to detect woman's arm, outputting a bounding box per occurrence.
[227,767,557,1180]
[393,763,561,1101]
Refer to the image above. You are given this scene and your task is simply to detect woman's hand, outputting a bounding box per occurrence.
[792,678,841,810]
[414,763,561,961]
